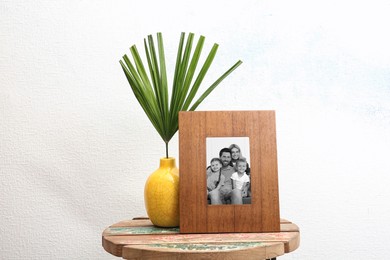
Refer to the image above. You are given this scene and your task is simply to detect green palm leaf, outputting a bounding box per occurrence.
[120,32,242,157]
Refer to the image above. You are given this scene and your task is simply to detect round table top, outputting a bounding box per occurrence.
[102,217,300,260]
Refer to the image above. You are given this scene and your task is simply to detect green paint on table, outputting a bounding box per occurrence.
[148,242,264,251]
[106,226,179,235]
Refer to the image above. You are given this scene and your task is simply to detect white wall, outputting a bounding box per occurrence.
[1,0,390,259]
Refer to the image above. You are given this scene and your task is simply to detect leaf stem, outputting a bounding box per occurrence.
[165,141,169,158]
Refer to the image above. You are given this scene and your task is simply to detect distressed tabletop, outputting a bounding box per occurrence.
[102,217,300,260]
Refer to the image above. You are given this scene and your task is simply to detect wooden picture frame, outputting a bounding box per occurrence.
[178,110,280,233]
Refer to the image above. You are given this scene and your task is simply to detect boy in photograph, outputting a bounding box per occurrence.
[207,158,225,194]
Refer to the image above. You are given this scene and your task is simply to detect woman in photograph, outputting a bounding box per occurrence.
[229,144,250,175]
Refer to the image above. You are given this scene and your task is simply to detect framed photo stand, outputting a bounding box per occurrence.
[179,110,280,233]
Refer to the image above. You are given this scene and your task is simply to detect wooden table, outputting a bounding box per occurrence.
[102,217,299,260]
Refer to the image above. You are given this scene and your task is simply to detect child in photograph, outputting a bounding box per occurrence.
[230,158,250,197]
[207,158,225,194]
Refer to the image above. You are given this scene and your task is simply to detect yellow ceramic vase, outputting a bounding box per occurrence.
[144,157,179,227]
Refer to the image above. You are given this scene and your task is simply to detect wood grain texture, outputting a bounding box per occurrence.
[102,218,300,260]
[178,111,280,233]
[122,242,284,260]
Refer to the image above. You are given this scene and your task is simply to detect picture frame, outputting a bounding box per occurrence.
[178,110,280,233]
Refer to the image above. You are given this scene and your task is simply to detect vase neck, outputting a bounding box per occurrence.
[160,157,176,168]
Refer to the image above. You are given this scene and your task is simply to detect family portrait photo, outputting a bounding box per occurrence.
[179,110,280,233]
[206,137,251,205]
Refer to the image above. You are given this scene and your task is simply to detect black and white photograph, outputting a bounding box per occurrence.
[206,137,251,205]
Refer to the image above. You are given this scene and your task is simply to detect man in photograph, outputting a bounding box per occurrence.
[208,148,243,204]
